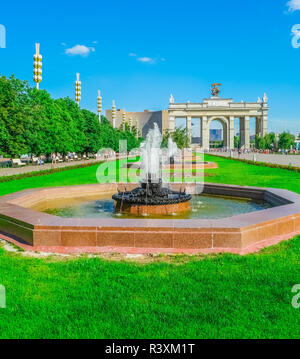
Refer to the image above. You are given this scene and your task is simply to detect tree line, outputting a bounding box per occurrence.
[255,132,296,151]
[0,75,142,158]
[233,132,297,151]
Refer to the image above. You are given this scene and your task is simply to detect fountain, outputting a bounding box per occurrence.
[112,124,192,215]
[1,126,298,252]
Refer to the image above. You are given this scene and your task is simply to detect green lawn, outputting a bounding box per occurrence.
[0,238,299,339]
[0,155,299,339]
[1,154,299,195]
[204,155,300,194]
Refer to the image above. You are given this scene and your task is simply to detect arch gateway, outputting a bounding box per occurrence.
[168,86,269,150]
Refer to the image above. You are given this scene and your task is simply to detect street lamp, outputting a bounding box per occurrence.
[75,73,81,104]
[33,43,42,90]
[111,100,116,128]
[97,90,102,122]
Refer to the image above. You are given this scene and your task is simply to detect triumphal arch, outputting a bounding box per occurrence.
[168,84,268,150]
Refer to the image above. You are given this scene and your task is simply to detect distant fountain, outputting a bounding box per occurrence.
[167,137,179,165]
[112,123,191,216]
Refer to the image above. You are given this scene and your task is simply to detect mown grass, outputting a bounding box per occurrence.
[0,237,299,339]
[0,159,125,196]
[0,154,299,195]
[0,154,299,339]
[204,154,300,194]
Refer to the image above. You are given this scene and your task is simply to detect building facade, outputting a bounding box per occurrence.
[105,109,170,138]
[106,89,269,150]
[168,93,269,150]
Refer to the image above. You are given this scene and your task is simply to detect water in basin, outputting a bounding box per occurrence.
[40,194,272,219]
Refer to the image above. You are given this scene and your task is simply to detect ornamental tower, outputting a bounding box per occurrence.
[112,100,116,128]
[33,43,42,89]
[75,73,81,104]
[97,90,102,122]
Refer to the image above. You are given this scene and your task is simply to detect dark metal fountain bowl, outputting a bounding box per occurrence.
[112,177,191,215]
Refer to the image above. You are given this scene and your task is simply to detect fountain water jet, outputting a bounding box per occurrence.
[112,123,191,216]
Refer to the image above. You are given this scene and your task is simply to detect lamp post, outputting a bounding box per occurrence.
[97,90,102,122]
[33,43,42,90]
[75,73,81,104]
[112,100,116,128]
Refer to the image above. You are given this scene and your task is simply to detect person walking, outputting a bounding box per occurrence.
[51,153,56,165]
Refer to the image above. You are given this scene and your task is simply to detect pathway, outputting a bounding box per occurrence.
[0,159,101,177]
[209,152,300,167]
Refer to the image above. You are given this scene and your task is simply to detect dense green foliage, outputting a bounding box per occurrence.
[255,132,276,150]
[162,127,190,149]
[278,132,296,150]
[234,135,240,148]
[0,75,142,157]
[255,131,296,151]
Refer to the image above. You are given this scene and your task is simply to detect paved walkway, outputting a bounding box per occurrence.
[209,152,300,167]
[0,159,101,177]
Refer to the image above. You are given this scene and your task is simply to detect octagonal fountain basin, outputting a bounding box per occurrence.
[34,192,271,219]
[0,183,300,254]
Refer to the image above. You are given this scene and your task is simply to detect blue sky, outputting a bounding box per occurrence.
[0,0,300,135]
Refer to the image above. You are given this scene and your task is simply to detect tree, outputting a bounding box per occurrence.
[0,75,28,156]
[264,132,277,150]
[162,127,190,149]
[0,74,144,157]
[234,136,240,149]
[278,132,295,150]
[81,109,102,154]
[255,135,266,150]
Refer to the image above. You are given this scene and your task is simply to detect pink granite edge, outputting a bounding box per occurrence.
[1,231,299,256]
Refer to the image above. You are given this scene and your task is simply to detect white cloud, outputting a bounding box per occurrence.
[61,42,67,46]
[130,54,165,64]
[65,45,95,57]
[137,57,154,63]
[287,0,300,12]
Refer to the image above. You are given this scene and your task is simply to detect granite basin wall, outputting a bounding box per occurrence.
[0,183,299,251]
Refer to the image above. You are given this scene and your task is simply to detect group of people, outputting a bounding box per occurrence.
[51,152,77,164]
